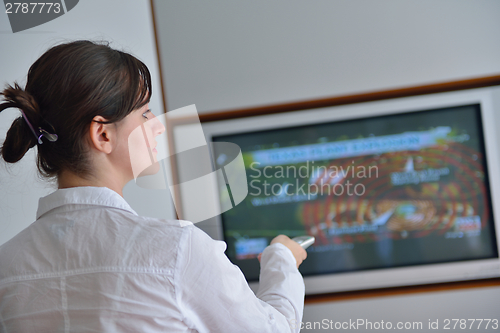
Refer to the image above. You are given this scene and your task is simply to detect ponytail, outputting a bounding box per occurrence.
[0,83,42,163]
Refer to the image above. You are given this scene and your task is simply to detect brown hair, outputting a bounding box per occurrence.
[0,40,151,178]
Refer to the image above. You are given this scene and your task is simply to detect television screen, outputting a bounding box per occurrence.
[211,104,498,282]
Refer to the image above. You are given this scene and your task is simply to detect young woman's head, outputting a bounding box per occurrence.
[0,40,162,188]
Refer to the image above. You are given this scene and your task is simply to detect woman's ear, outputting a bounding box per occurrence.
[89,116,115,154]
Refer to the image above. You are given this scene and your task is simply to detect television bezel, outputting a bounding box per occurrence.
[175,79,500,295]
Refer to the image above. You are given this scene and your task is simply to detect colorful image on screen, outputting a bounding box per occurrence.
[212,104,498,281]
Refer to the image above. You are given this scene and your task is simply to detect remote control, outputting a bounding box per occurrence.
[291,236,315,249]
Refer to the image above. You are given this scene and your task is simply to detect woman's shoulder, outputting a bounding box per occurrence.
[118,214,197,241]
[115,215,226,273]
[105,212,197,246]
[129,216,219,252]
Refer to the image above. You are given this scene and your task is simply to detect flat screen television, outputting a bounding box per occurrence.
[180,85,500,295]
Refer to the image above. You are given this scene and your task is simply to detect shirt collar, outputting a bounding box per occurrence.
[36,186,138,219]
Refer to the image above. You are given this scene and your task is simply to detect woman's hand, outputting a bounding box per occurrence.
[258,234,307,268]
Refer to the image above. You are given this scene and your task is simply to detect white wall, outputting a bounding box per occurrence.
[151,1,500,331]
[153,0,500,113]
[0,0,175,246]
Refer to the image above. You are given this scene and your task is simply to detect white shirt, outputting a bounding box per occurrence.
[0,187,304,333]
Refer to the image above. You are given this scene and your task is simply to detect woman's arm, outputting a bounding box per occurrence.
[175,225,304,333]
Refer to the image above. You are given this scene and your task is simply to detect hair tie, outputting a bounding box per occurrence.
[19,110,58,144]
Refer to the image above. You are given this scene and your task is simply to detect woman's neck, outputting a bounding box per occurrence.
[58,170,126,197]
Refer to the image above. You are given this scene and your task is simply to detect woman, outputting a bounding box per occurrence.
[0,40,307,332]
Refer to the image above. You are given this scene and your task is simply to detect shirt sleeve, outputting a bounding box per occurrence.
[174,225,305,333]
